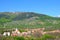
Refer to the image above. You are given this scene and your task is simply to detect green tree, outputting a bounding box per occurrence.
[14,36,25,40]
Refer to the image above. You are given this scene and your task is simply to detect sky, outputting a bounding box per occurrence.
[0,0,60,17]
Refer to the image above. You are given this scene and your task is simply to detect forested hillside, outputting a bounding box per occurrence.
[0,12,60,30]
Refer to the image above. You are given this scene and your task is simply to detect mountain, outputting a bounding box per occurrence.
[0,12,60,30]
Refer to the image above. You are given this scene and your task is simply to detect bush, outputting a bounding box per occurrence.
[40,34,56,40]
[14,36,25,40]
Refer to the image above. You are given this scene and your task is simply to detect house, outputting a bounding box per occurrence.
[20,31,31,37]
[3,32,10,36]
[11,28,21,36]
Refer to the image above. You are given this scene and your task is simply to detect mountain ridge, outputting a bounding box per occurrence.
[0,12,60,30]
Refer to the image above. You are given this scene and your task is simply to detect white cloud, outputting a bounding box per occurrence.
[57,15,60,17]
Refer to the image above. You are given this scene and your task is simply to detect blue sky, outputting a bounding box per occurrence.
[0,0,60,17]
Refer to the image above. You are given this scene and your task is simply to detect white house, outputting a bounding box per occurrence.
[3,32,10,36]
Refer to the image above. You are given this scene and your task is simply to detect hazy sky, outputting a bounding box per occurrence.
[0,0,60,17]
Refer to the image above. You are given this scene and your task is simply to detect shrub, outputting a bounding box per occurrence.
[40,34,56,40]
[14,36,25,40]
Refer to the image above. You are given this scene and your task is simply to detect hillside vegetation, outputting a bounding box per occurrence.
[0,12,60,30]
[0,12,60,40]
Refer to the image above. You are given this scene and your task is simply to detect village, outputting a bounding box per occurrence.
[0,28,60,37]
